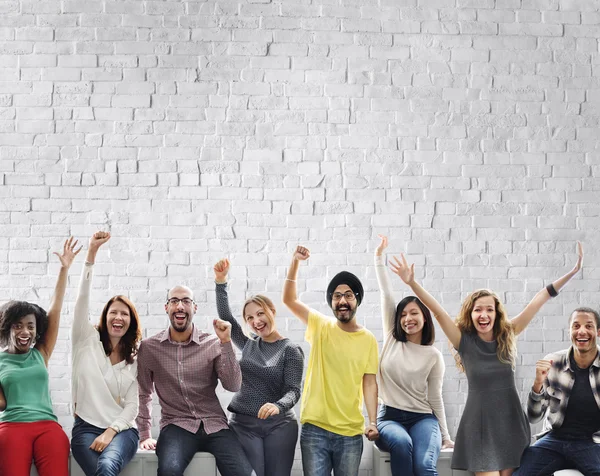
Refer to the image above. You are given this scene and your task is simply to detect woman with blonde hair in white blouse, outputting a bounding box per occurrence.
[71,231,142,476]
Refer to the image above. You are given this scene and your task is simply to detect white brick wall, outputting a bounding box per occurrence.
[2,0,600,473]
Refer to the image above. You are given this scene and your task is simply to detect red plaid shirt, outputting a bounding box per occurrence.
[136,325,241,440]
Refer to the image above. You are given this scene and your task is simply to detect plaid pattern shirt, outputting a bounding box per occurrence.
[136,325,242,441]
[527,346,600,442]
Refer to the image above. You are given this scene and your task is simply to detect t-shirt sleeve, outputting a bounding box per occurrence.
[365,333,379,375]
[305,309,325,345]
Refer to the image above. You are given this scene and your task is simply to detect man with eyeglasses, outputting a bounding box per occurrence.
[136,285,256,476]
[283,246,379,476]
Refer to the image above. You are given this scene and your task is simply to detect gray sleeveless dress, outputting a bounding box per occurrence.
[451,332,530,472]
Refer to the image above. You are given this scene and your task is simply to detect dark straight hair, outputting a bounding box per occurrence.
[393,296,435,346]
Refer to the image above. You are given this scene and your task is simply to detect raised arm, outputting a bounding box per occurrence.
[374,235,396,336]
[73,232,111,344]
[37,237,82,364]
[511,242,583,336]
[214,258,248,350]
[390,254,461,350]
[526,358,552,423]
[282,246,311,325]
[213,319,242,392]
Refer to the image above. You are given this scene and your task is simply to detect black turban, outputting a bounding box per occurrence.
[326,271,364,308]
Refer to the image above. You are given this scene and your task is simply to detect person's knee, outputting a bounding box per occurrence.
[157,458,187,476]
[96,454,123,476]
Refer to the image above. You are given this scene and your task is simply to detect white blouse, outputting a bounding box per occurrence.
[71,263,138,432]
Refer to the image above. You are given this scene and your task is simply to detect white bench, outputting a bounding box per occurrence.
[30,451,217,476]
[373,445,473,476]
[373,446,584,476]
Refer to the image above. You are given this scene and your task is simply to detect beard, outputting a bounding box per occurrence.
[333,304,357,323]
[170,312,191,332]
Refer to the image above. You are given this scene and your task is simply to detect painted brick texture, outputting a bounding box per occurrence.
[1,0,600,473]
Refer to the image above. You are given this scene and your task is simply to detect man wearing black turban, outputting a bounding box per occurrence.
[282,246,379,476]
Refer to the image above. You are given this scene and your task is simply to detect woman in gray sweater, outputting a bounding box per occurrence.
[213,259,304,476]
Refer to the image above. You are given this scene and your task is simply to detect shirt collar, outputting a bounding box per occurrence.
[160,324,201,345]
[564,346,600,371]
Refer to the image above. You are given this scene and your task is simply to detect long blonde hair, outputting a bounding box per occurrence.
[453,289,516,372]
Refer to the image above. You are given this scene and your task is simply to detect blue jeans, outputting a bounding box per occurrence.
[514,432,600,476]
[156,423,256,476]
[300,422,363,476]
[375,405,441,476]
[71,416,139,476]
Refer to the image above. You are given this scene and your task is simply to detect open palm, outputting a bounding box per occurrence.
[53,237,82,268]
[390,254,415,285]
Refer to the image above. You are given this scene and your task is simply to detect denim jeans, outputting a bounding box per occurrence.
[71,416,139,476]
[514,432,600,476]
[375,405,441,476]
[156,423,256,476]
[300,423,363,476]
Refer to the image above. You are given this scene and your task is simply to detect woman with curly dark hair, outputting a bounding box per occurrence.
[70,231,142,476]
[0,237,81,476]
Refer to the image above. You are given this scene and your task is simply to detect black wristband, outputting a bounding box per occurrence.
[546,283,558,297]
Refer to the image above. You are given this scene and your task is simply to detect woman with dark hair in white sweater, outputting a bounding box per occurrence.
[375,236,453,476]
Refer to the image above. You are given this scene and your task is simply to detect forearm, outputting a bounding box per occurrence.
[48,265,69,318]
[552,266,579,292]
[111,381,139,432]
[283,257,300,303]
[374,255,396,335]
[217,342,242,392]
[363,376,379,424]
[215,283,247,348]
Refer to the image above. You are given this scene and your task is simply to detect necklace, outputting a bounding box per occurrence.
[111,361,123,405]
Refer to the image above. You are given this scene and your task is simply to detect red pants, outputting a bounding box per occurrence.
[0,421,69,476]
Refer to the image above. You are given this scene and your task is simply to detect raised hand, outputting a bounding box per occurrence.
[53,237,82,269]
[213,318,232,344]
[293,246,310,261]
[390,254,415,285]
[89,231,111,250]
[572,241,583,274]
[214,258,230,283]
[375,234,388,257]
[534,359,553,389]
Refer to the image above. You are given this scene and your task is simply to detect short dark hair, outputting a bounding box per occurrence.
[0,301,48,348]
[569,307,600,328]
[393,296,435,346]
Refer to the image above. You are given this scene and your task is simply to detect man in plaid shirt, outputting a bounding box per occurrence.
[514,307,600,476]
[136,285,256,476]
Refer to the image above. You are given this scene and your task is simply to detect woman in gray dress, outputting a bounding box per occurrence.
[389,242,583,476]
[213,258,304,476]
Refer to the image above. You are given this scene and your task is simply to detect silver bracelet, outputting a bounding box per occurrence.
[286,278,296,282]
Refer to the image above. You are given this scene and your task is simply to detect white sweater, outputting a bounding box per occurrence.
[71,263,138,432]
[375,255,451,442]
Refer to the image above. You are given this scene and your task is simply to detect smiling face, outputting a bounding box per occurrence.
[106,301,131,341]
[165,286,196,334]
[9,314,36,354]
[331,284,358,323]
[244,301,275,338]
[570,311,600,355]
[471,295,497,340]
[400,301,425,337]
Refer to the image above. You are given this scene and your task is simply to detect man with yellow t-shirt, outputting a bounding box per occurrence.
[282,245,379,476]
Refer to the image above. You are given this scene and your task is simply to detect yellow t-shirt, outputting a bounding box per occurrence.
[300,309,379,436]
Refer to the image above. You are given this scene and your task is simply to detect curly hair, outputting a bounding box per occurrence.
[97,296,142,365]
[0,301,48,349]
[393,296,435,346]
[453,289,516,372]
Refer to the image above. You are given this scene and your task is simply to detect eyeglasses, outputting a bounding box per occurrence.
[331,291,358,301]
[167,298,194,306]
